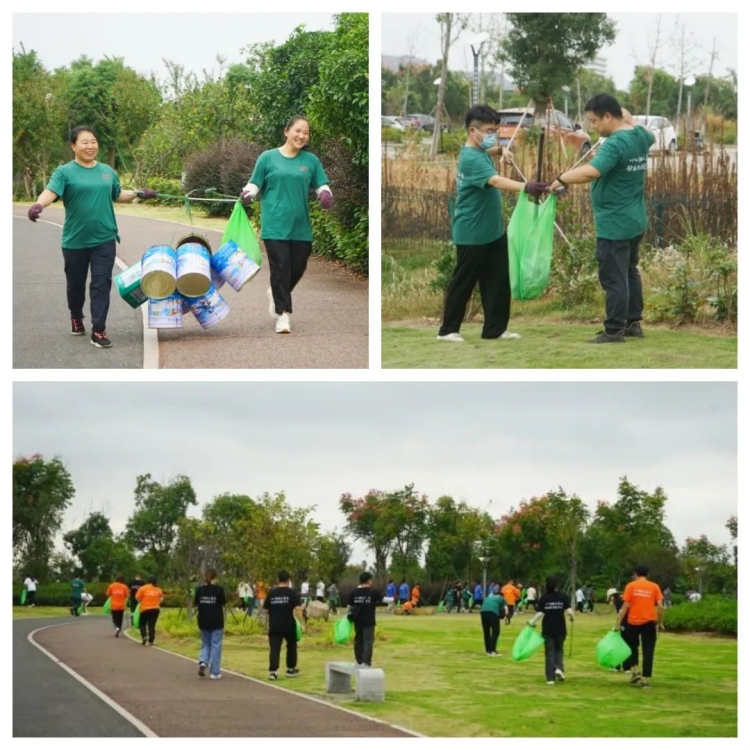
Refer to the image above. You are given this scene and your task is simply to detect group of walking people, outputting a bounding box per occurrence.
[26,116,334,348]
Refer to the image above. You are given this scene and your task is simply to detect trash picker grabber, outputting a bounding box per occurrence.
[505,98,535,153]
[569,620,574,658]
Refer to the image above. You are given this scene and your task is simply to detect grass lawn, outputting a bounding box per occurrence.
[150,610,736,737]
[382,322,737,369]
[12,606,75,619]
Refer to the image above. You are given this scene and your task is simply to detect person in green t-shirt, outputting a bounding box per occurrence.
[437,104,548,343]
[480,588,508,655]
[27,126,158,349]
[70,574,86,617]
[240,115,334,335]
[549,94,655,344]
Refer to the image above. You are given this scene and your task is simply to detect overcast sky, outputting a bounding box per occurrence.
[381,13,737,91]
[12,13,337,82]
[13,382,737,566]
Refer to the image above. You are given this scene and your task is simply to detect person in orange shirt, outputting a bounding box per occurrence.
[614,564,665,688]
[135,576,164,646]
[411,583,421,608]
[106,574,130,637]
[501,579,521,625]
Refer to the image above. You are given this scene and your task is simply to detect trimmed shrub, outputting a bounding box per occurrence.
[142,176,183,205]
[664,597,736,636]
[13,582,187,608]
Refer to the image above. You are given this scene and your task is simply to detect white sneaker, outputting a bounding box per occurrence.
[555,668,566,682]
[437,333,464,342]
[267,288,276,318]
[500,331,521,340]
[547,680,555,685]
[276,313,291,334]
[210,674,222,680]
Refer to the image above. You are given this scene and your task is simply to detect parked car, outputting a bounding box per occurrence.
[633,115,677,155]
[402,113,436,133]
[381,116,406,132]
[495,108,592,157]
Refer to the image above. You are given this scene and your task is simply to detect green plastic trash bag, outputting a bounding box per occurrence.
[20,589,27,605]
[132,603,141,629]
[437,600,445,613]
[103,597,112,615]
[295,617,303,643]
[507,191,558,301]
[334,616,354,645]
[511,625,545,661]
[596,630,632,668]
[220,202,262,269]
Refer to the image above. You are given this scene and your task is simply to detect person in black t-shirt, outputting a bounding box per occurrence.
[263,570,303,681]
[194,569,227,679]
[528,576,575,684]
[347,571,383,667]
[128,573,144,625]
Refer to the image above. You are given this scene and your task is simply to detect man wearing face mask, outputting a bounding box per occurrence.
[437,104,548,343]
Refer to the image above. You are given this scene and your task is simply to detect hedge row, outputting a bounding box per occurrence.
[663,598,737,636]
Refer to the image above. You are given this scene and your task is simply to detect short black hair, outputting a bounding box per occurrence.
[634,564,649,577]
[148,576,157,585]
[278,570,290,583]
[359,571,373,584]
[545,575,558,593]
[115,575,125,584]
[464,104,500,130]
[584,94,623,119]
[69,126,97,144]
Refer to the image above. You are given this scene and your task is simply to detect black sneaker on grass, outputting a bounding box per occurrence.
[198,662,206,677]
[588,329,626,344]
[629,671,642,684]
[624,321,645,338]
[91,331,112,348]
[71,318,86,336]
[640,678,651,688]
[269,672,278,681]
[286,668,300,677]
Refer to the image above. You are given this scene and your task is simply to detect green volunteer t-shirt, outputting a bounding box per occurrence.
[589,126,655,241]
[249,148,329,242]
[451,146,504,246]
[47,161,121,249]
[480,593,507,616]
[70,578,85,598]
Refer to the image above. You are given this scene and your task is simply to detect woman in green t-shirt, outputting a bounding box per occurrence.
[241,116,334,334]
[27,126,157,349]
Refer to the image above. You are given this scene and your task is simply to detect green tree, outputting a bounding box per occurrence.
[124,474,197,572]
[628,66,678,117]
[500,14,617,113]
[13,455,75,580]
[680,535,732,594]
[63,511,114,580]
[726,515,737,569]
[315,531,352,583]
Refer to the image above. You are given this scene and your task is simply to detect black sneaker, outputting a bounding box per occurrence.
[142,638,147,646]
[199,663,206,677]
[286,668,300,677]
[629,671,642,685]
[640,678,651,689]
[115,628,120,638]
[588,329,625,344]
[269,672,278,681]
[91,331,112,348]
[71,318,86,336]
[624,321,645,338]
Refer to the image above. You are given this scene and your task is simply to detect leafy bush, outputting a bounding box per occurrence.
[548,236,600,308]
[142,176,183,206]
[13,582,187,608]
[664,597,736,635]
[382,127,404,143]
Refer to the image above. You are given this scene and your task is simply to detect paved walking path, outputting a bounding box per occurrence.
[16,617,413,738]
[13,205,369,369]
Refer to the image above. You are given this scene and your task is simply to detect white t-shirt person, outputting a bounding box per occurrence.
[24,577,38,592]
[316,581,325,599]
[526,586,536,602]
[300,581,310,598]
[576,588,585,603]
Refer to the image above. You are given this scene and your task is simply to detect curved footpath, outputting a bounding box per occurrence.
[13,205,369,369]
[15,617,414,738]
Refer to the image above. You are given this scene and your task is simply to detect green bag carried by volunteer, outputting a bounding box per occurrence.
[132,603,141,629]
[512,625,545,661]
[507,191,558,301]
[334,616,354,645]
[103,597,112,615]
[295,617,303,643]
[596,630,632,668]
[220,201,262,269]
[20,589,27,605]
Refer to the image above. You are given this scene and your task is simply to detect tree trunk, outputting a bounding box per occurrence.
[431,14,454,158]
[108,146,116,169]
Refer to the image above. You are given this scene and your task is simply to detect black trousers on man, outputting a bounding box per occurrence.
[269,631,298,672]
[264,240,313,314]
[111,609,125,631]
[622,620,657,678]
[544,634,566,681]
[439,235,511,339]
[139,608,160,644]
[26,591,36,606]
[480,612,500,653]
[62,240,117,332]
[595,234,644,334]
[354,625,375,666]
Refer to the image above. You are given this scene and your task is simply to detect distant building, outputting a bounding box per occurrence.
[585,56,608,76]
[381,55,430,72]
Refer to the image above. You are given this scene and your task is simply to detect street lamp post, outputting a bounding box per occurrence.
[561,85,571,118]
[469,33,490,107]
[684,76,696,149]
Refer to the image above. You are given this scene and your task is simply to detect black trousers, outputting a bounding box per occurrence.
[62,240,117,332]
[26,591,36,606]
[354,625,375,666]
[264,239,313,314]
[480,612,500,653]
[506,604,516,623]
[439,234,511,338]
[70,596,81,616]
[622,621,657,678]
[111,609,125,630]
[595,234,644,333]
[269,631,297,672]
[544,634,566,681]
[139,609,160,643]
